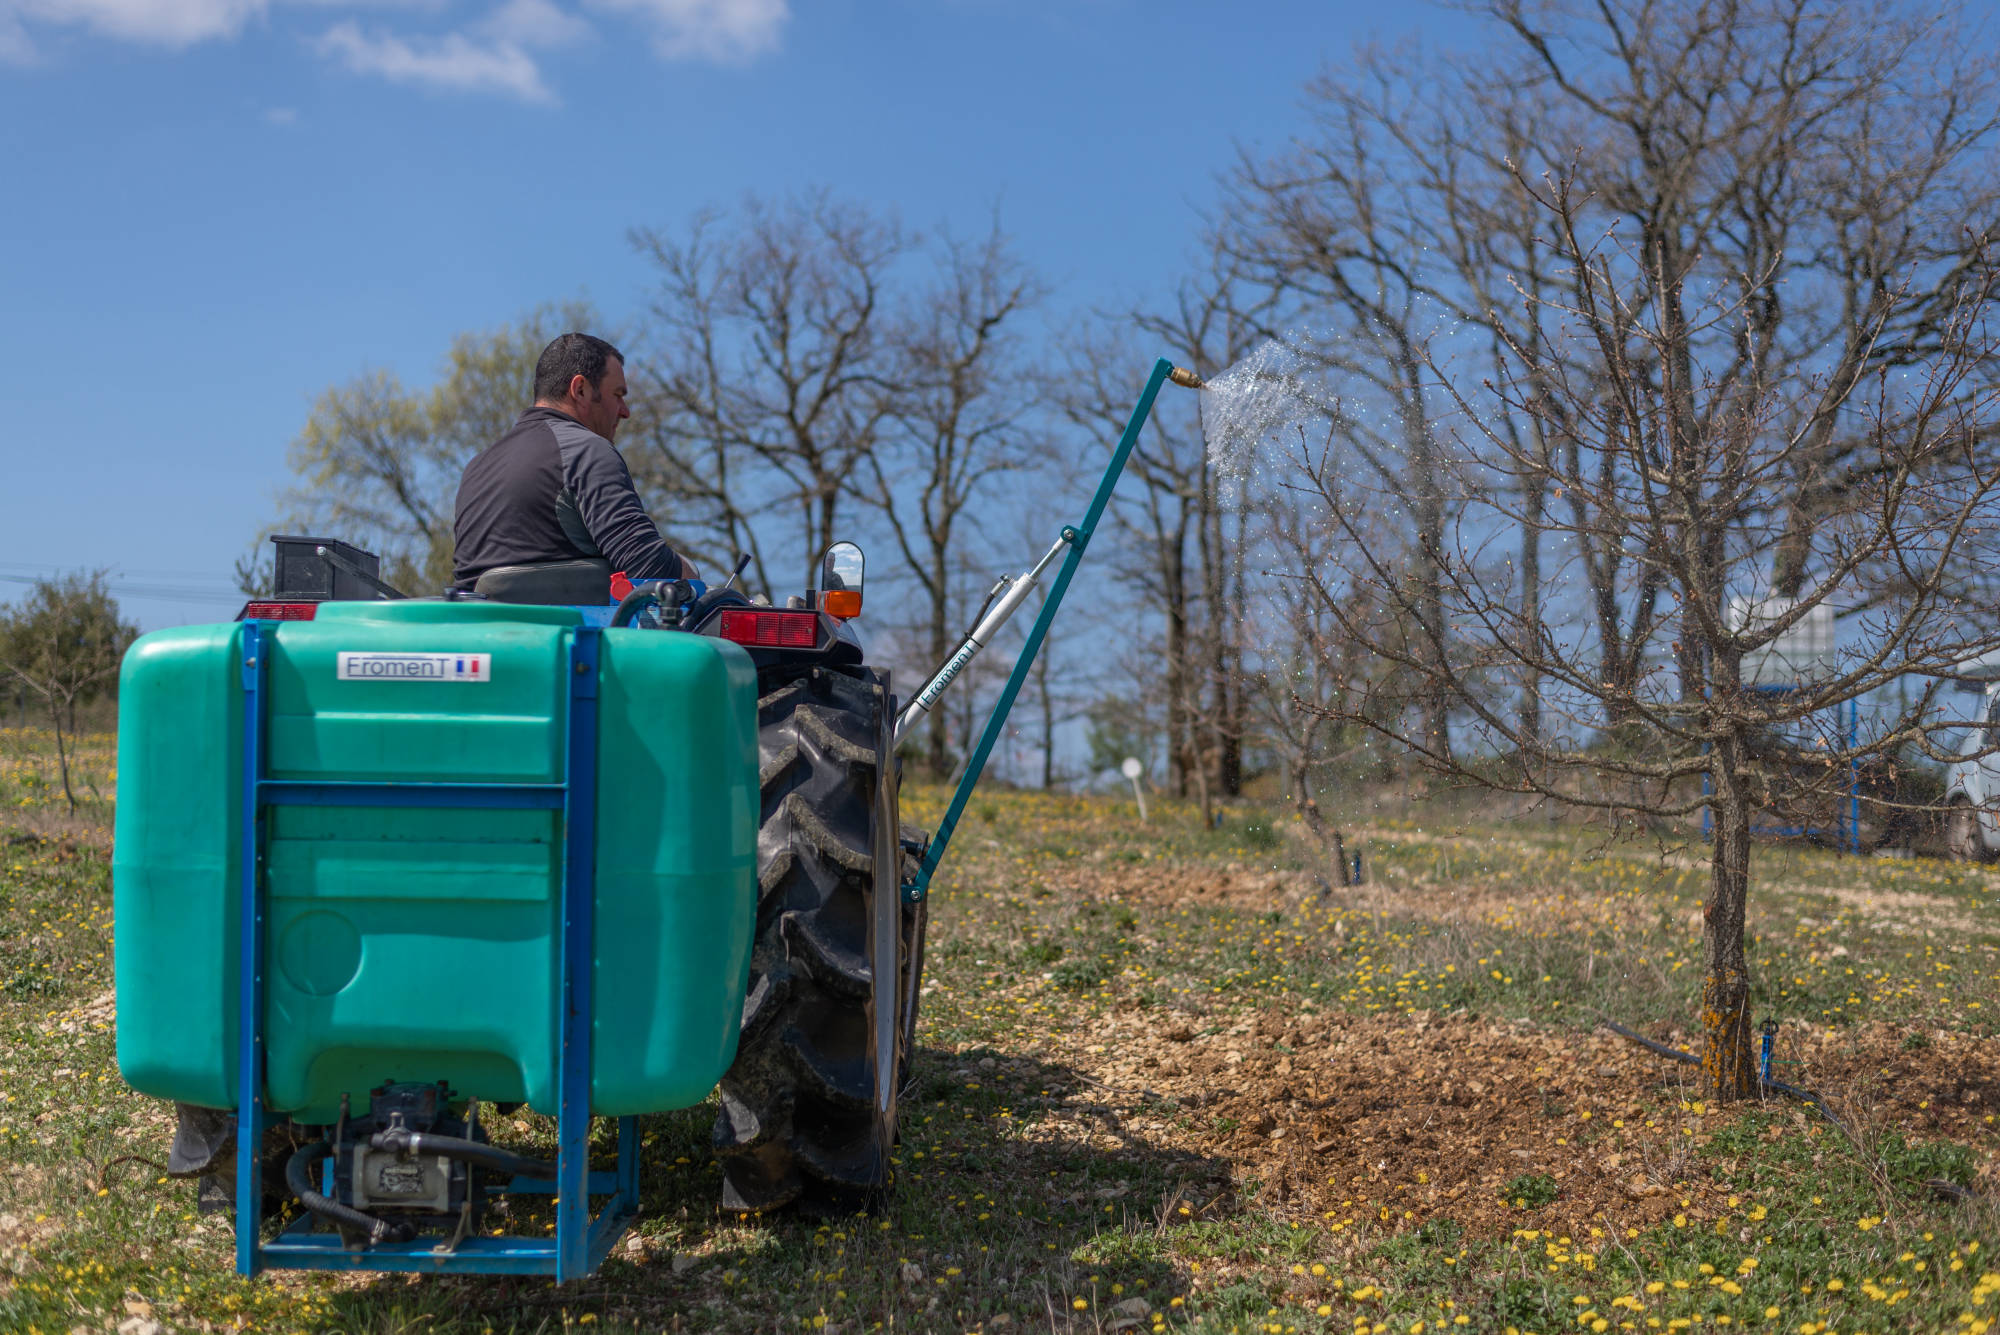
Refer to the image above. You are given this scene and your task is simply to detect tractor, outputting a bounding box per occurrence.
[110,359,1191,1279]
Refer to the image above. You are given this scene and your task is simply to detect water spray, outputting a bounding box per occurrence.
[893,365,1205,750]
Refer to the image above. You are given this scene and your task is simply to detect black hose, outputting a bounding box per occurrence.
[1601,1019,1697,1065]
[285,1141,413,1245]
[1600,1019,1849,1136]
[610,579,692,628]
[369,1129,557,1180]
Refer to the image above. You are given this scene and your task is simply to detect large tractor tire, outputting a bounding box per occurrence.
[714,664,916,1214]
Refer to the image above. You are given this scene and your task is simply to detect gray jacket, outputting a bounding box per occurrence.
[451,406,688,587]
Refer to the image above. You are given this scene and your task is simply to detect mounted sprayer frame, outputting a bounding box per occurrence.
[901,357,1196,904]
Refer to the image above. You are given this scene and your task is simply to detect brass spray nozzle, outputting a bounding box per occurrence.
[1167,366,1206,389]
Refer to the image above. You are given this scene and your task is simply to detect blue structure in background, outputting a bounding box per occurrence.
[232,620,640,1280]
[1702,686,1863,855]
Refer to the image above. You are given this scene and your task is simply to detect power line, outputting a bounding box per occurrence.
[0,573,245,604]
[0,561,241,585]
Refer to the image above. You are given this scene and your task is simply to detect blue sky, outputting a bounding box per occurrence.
[0,0,1453,628]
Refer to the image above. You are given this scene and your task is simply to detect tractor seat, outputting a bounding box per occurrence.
[471,558,613,606]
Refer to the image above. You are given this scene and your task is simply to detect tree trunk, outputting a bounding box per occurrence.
[49,692,76,814]
[1036,646,1056,790]
[1399,343,1450,760]
[1163,538,1192,799]
[1191,731,1213,830]
[1210,474,1245,797]
[811,485,840,597]
[951,679,977,786]
[926,575,953,780]
[1702,745,1758,1102]
[1518,461,1544,747]
[1198,448,1229,802]
[1290,729,1330,845]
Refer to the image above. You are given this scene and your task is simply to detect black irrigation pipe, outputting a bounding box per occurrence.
[1600,1019,1851,1139]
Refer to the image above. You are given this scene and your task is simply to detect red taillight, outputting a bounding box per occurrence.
[716,608,819,648]
[242,601,318,620]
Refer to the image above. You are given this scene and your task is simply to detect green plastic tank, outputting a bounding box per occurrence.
[113,601,758,1124]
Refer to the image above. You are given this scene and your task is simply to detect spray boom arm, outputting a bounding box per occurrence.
[901,358,1193,903]
[893,534,1072,747]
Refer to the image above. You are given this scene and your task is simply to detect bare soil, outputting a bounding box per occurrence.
[1011,1005,2000,1243]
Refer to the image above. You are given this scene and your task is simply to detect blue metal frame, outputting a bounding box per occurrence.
[906,357,1176,903]
[232,622,639,1280]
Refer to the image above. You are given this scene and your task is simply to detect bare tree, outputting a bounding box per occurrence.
[0,573,136,812]
[1248,483,1402,850]
[1139,257,1267,808]
[1055,326,1200,797]
[1243,0,2000,1100]
[632,191,906,598]
[862,223,1044,778]
[1058,250,1265,813]
[1224,96,1457,762]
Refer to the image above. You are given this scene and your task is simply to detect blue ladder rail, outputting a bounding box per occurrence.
[233,622,639,1280]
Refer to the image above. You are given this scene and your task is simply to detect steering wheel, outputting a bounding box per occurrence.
[681,585,753,631]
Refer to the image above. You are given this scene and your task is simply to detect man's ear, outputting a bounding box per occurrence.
[568,374,589,402]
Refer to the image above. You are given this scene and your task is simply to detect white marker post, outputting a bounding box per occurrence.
[1121,756,1148,822]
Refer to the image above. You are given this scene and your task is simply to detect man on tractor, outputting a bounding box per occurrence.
[452,332,700,599]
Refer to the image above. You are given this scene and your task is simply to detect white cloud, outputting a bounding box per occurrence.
[481,0,589,47]
[316,18,552,102]
[264,104,298,123]
[2,0,266,51]
[0,13,33,62]
[0,0,784,90]
[587,0,784,64]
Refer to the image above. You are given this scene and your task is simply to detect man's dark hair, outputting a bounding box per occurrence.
[533,333,623,403]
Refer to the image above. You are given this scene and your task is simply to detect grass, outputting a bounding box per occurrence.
[0,732,1996,1334]
[0,725,116,831]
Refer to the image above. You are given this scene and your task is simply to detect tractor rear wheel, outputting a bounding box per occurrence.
[714,664,913,1214]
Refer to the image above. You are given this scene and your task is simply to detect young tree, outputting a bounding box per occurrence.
[632,191,906,598]
[1246,475,1405,848]
[0,573,137,812]
[1222,0,2000,1099]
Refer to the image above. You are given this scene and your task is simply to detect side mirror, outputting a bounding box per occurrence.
[820,542,864,618]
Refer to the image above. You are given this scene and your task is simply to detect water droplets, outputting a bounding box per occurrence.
[1200,336,1337,480]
